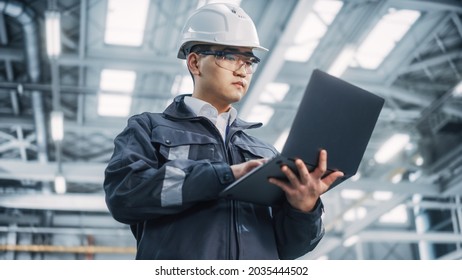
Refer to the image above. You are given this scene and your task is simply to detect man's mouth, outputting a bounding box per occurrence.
[233,81,246,89]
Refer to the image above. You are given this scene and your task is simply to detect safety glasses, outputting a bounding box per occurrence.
[197,50,260,74]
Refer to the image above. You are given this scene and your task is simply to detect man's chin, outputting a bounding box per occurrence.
[232,91,245,102]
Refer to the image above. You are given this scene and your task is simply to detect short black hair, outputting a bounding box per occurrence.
[189,44,212,55]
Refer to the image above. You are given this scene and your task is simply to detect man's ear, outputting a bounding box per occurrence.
[187,53,201,76]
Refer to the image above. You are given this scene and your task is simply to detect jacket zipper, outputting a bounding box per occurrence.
[198,117,237,260]
[166,114,245,259]
[226,128,240,260]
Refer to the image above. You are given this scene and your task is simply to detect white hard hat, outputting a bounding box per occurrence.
[177,3,268,59]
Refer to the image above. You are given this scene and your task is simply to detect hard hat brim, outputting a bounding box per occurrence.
[177,41,268,59]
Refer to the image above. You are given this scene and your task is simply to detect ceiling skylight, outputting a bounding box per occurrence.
[327,45,355,77]
[197,0,242,8]
[245,105,274,126]
[98,94,132,117]
[104,0,150,46]
[453,81,462,97]
[171,75,194,95]
[97,69,136,117]
[285,0,343,62]
[379,204,408,224]
[259,83,290,104]
[373,191,393,201]
[341,189,365,200]
[100,69,136,92]
[374,133,410,164]
[273,129,289,152]
[343,207,367,222]
[352,9,420,69]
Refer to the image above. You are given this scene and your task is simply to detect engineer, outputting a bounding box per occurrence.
[104,3,344,260]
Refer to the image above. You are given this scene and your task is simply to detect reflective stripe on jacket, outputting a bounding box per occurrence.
[104,94,325,259]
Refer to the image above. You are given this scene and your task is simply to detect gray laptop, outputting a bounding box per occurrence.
[219,69,385,206]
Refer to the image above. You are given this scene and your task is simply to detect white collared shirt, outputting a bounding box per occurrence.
[184,96,237,142]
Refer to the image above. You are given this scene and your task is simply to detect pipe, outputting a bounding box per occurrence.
[0,0,48,162]
[0,244,136,254]
[413,194,436,259]
[0,226,131,236]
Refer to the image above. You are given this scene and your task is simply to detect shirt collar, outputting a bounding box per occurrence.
[184,96,237,125]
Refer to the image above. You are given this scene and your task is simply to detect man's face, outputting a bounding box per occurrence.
[193,45,256,109]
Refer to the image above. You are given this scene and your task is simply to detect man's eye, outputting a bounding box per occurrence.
[223,54,238,61]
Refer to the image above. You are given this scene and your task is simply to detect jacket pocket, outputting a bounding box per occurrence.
[233,135,277,161]
[151,125,220,161]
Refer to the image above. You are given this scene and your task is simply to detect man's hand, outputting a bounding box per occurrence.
[231,158,267,180]
[269,150,344,213]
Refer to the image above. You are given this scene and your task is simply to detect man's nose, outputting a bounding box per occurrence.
[234,62,248,76]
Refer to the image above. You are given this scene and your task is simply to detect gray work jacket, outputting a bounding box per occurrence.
[104,94,325,259]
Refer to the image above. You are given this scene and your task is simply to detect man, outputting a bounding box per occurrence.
[104,3,343,260]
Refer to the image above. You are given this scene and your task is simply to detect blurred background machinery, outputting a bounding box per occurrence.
[0,0,461,259]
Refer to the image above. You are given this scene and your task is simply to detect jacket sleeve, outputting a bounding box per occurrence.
[103,114,234,224]
[273,198,325,259]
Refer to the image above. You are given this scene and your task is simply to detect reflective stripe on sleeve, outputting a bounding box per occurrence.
[161,166,185,207]
[167,145,190,160]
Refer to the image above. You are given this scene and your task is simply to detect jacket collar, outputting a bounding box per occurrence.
[164,94,262,130]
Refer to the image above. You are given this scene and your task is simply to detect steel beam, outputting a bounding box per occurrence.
[58,53,183,73]
[0,160,106,184]
[0,226,131,236]
[358,230,462,243]
[0,194,108,212]
[398,50,462,75]
[0,160,440,195]
[343,194,410,238]
[239,0,316,118]
[328,179,439,196]
[0,47,23,61]
[389,0,462,13]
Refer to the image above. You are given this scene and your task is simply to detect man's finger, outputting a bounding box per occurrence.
[295,159,310,185]
[312,149,327,178]
[281,165,300,187]
[269,177,293,195]
[322,171,344,187]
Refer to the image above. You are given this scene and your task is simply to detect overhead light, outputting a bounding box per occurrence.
[328,45,355,77]
[374,133,410,164]
[343,235,359,247]
[197,0,242,8]
[54,175,67,194]
[45,11,61,57]
[391,172,403,184]
[97,93,132,117]
[341,189,364,200]
[259,83,290,104]
[409,170,422,182]
[284,0,343,62]
[97,69,136,117]
[104,0,150,46]
[100,69,136,92]
[350,172,361,181]
[352,9,420,69]
[171,75,194,95]
[50,111,64,142]
[379,204,408,224]
[373,191,393,201]
[452,81,462,97]
[343,207,367,222]
[245,105,274,126]
[273,129,289,153]
[414,154,424,166]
